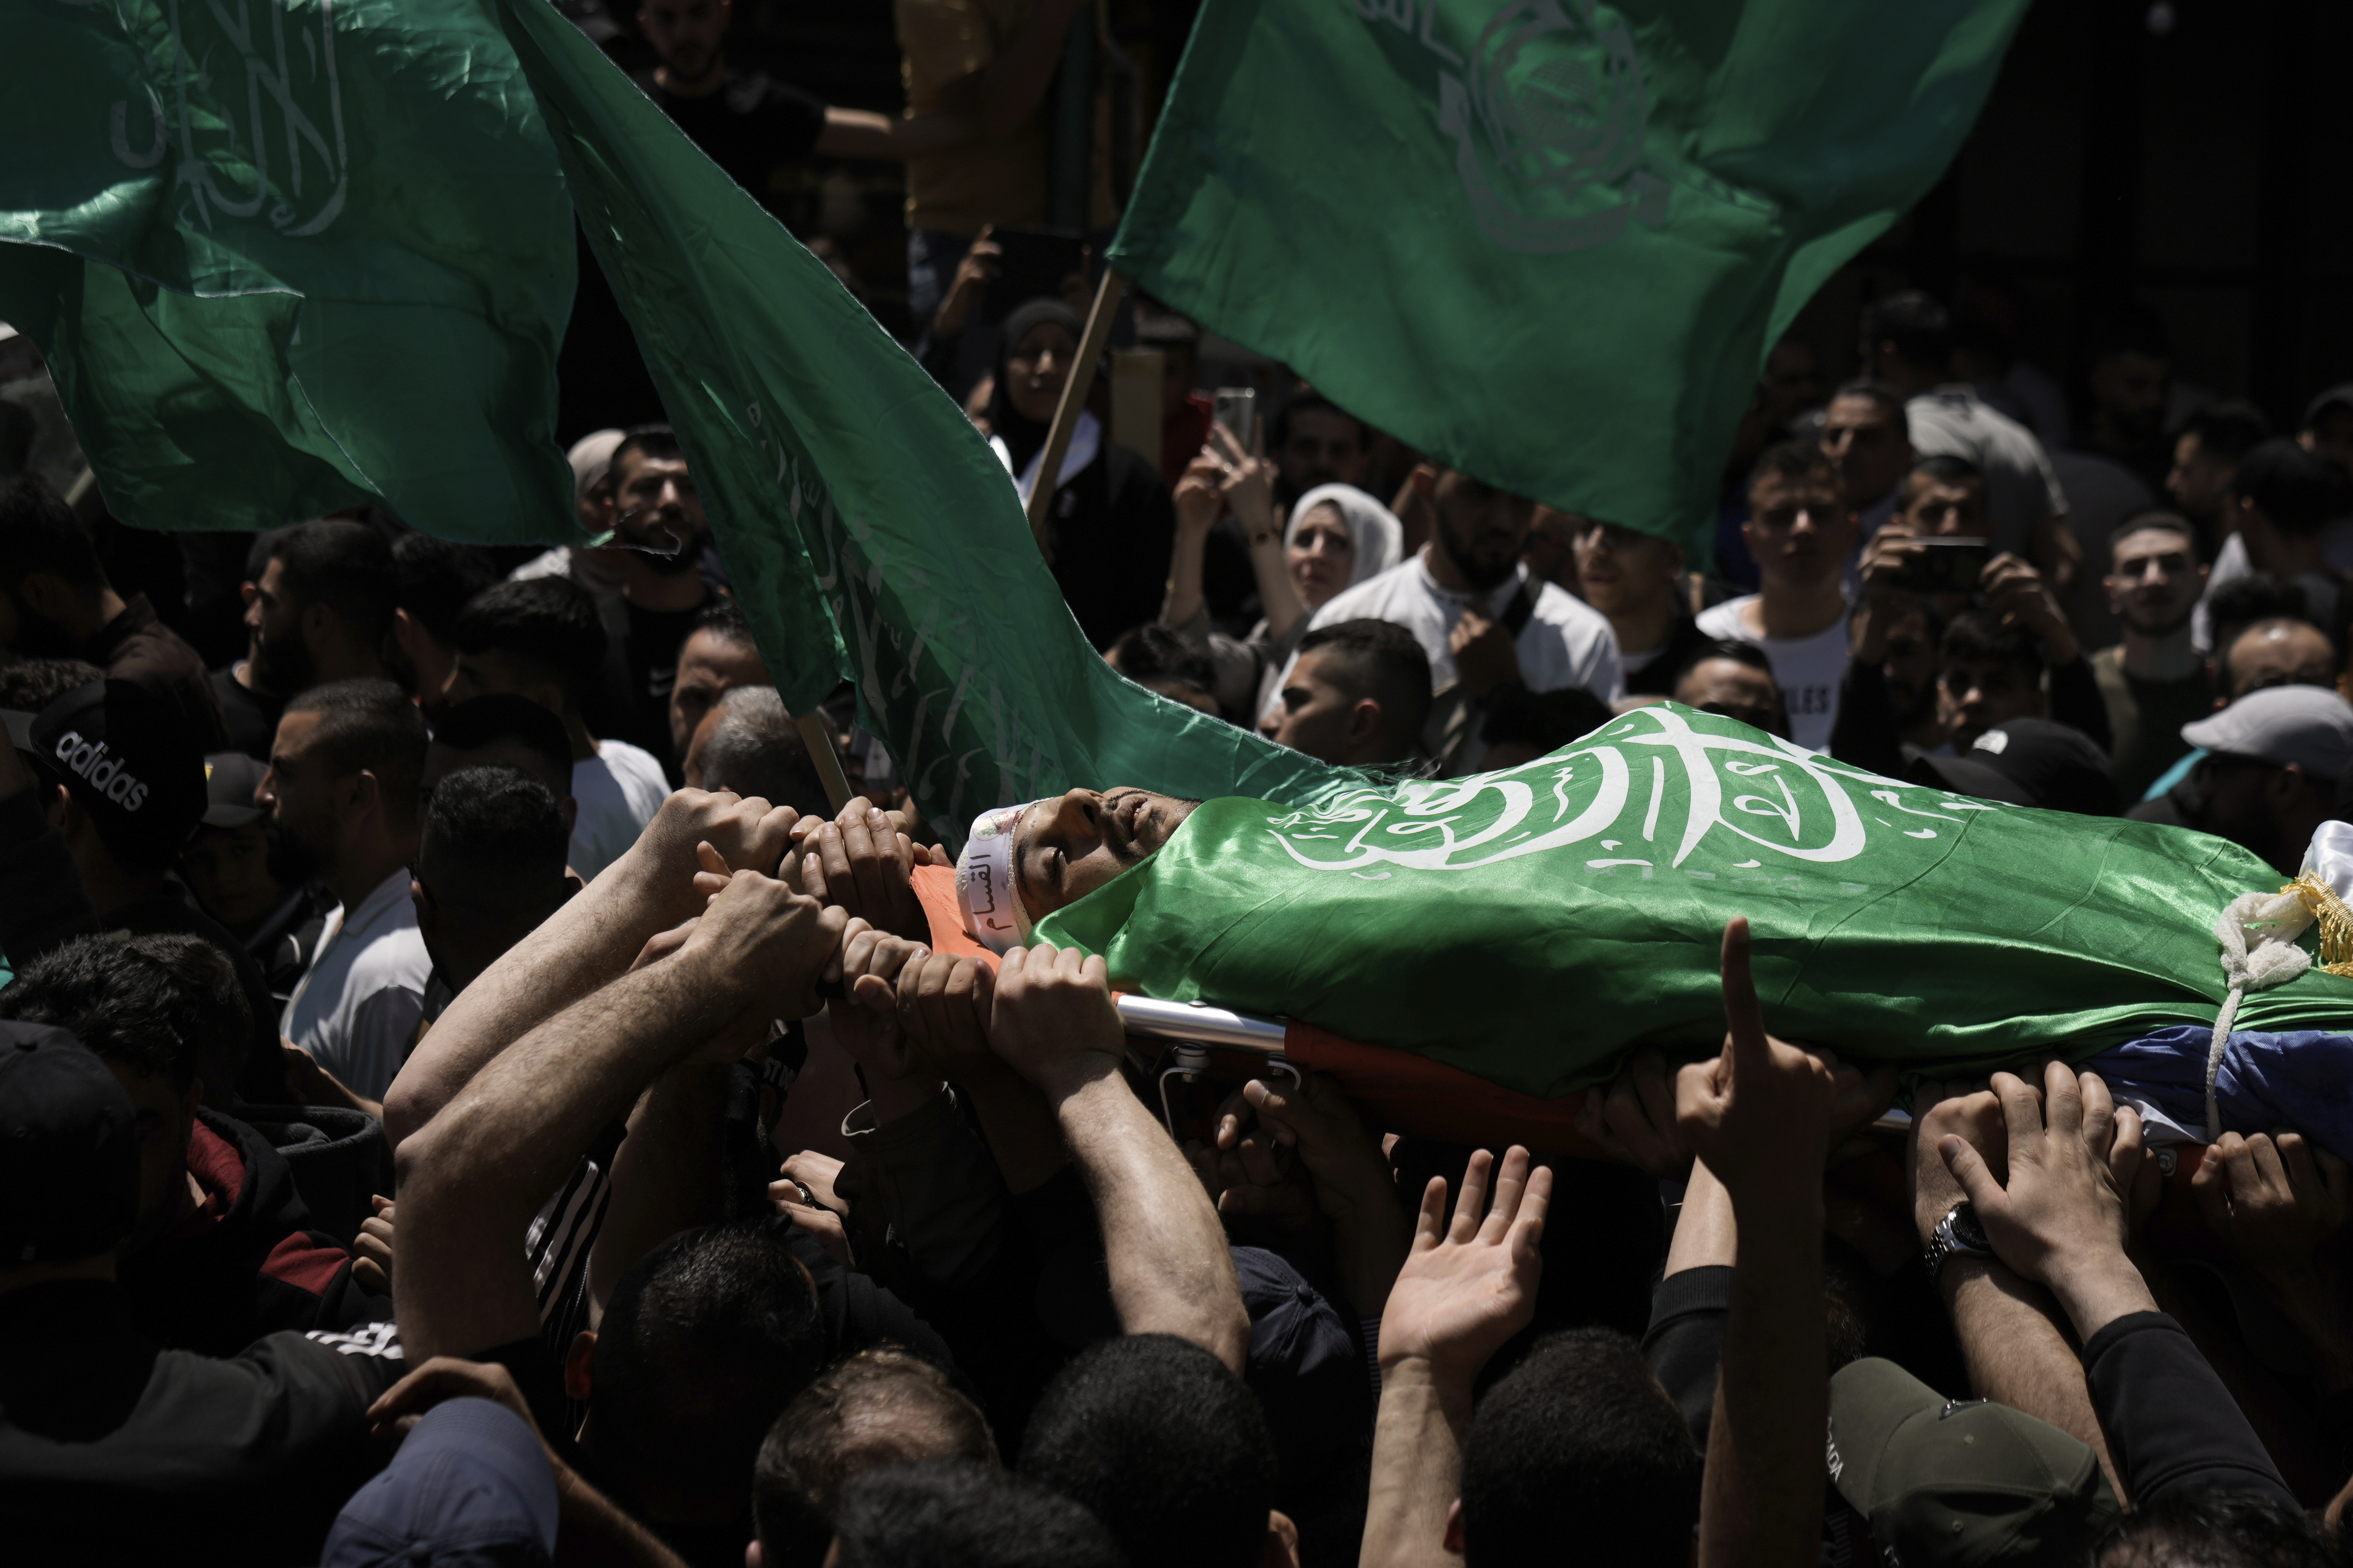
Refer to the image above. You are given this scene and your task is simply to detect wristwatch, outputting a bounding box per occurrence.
[1923,1201,1992,1287]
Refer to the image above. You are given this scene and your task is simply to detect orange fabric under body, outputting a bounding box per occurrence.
[909,865,1613,1159]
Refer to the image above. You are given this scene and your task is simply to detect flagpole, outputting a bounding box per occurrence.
[794,710,857,814]
[1024,267,1128,550]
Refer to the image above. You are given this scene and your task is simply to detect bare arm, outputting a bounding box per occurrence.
[393,871,843,1362]
[1676,919,1836,1568]
[1360,1147,1550,1568]
[986,943,1249,1372]
[1912,1083,2123,1496]
[383,791,798,1150]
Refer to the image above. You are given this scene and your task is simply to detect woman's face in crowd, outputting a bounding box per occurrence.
[1015,787,1199,918]
[1287,503,1354,609]
[1005,321,1078,425]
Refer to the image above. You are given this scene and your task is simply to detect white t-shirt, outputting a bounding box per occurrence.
[1906,386,2068,556]
[1292,552,1623,767]
[571,739,670,881]
[1693,595,1851,753]
[282,866,433,1101]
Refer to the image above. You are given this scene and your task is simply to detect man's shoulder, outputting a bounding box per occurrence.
[1526,578,1610,637]
[1692,595,1758,641]
[593,737,670,792]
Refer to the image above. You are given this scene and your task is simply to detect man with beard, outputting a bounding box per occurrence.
[1696,442,1858,752]
[1268,393,1374,508]
[2092,515,2213,799]
[1296,466,1621,774]
[0,477,227,752]
[212,521,399,760]
[260,679,432,1103]
[591,426,723,772]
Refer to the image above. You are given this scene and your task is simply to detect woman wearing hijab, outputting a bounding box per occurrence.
[985,297,1177,651]
[1160,420,1405,723]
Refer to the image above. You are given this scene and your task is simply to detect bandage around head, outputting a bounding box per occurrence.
[956,802,1036,953]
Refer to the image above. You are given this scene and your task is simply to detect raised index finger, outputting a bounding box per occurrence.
[1719,917,1768,1072]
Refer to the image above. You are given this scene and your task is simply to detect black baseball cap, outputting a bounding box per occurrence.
[1908,719,2120,817]
[26,680,207,867]
[0,1022,140,1264]
[201,751,268,829]
[1828,1358,2119,1567]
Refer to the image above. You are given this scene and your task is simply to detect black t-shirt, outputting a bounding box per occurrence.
[210,662,284,762]
[0,1282,402,1564]
[1046,443,1182,652]
[631,69,825,217]
[1622,616,1718,698]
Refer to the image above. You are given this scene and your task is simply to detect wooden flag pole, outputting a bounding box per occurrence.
[1024,268,1127,550]
[794,709,857,814]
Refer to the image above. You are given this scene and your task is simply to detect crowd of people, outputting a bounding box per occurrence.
[6,0,2353,1563]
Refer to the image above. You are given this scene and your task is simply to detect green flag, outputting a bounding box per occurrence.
[1036,705,2353,1094]
[492,0,1364,845]
[0,0,576,543]
[1110,0,2027,539]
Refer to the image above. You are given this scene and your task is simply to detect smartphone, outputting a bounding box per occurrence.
[1894,537,1990,594]
[984,227,1088,324]
[1212,387,1257,451]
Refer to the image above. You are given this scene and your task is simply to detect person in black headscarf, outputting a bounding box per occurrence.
[983,298,1178,651]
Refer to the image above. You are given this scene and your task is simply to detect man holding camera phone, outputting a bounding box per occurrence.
[1833,454,2112,775]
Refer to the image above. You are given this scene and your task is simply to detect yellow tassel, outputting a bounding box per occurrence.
[2287,872,2353,978]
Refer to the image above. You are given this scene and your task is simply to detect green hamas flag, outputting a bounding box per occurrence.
[0,0,577,543]
[1110,0,2027,539]
[492,0,1362,844]
[1036,705,2353,1095]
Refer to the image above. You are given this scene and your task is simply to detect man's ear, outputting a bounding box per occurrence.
[42,781,72,831]
[1261,1509,1301,1568]
[410,877,439,940]
[560,795,580,837]
[343,766,383,824]
[1346,695,1385,749]
[564,1328,598,1402]
[1442,1498,1466,1557]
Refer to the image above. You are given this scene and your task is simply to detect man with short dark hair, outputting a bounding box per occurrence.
[390,533,501,713]
[1301,467,1621,773]
[827,1463,1122,1568]
[1571,518,1708,697]
[685,684,831,815]
[0,933,387,1356]
[1859,290,2078,595]
[2167,400,2269,545]
[669,598,770,766]
[213,520,399,761]
[1672,641,1787,739]
[1694,442,1855,751]
[1020,1334,1296,1568]
[593,425,721,767]
[1893,452,1988,538]
[1270,392,1371,506]
[1457,1328,1703,1567]
[1820,379,1915,548]
[2217,440,2343,635]
[2093,514,2214,799]
[0,476,227,750]
[263,679,432,1102]
[422,693,580,842]
[410,767,575,1000]
[448,576,668,880]
[1937,610,2054,752]
[181,750,332,1009]
[1258,617,1432,767]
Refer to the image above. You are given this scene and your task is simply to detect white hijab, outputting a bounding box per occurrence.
[1285,482,1403,590]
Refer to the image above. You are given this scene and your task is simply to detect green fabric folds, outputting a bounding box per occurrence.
[492,0,1366,846]
[1109,0,2029,540]
[1036,706,2353,1095]
[0,0,577,543]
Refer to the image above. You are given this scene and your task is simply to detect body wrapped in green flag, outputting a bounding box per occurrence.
[1034,706,2353,1095]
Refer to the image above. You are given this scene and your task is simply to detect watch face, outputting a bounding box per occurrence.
[1950,1204,1989,1252]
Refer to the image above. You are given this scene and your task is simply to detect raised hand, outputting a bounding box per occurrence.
[2192,1129,2353,1383]
[352,1195,394,1297]
[985,943,1125,1101]
[1575,1048,1691,1176]
[1675,918,1836,1207]
[1936,1062,2154,1339]
[623,789,801,926]
[893,951,1005,1087]
[1448,606,1524,697]
[831,918,941,1121]
[1376,1145,1552,1383]
[1204,419,1279,545]
[367,1355,543,1444]
[791,798,936,943]
[1909,1080,2005,1247]
[679,868,846,1032]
